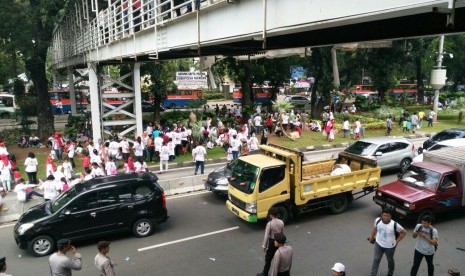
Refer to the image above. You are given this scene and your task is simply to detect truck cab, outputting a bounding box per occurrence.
[374,146,465,222]
[227,151,291,222]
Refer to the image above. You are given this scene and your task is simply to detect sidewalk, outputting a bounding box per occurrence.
[0,132,432,225]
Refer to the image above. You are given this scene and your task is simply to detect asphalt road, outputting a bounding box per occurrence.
[1,171,465,275]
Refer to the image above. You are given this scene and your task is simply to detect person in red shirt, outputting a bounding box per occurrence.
[82,151,91,172]
[266,115,273,133]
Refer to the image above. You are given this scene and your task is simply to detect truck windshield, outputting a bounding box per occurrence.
[229,160,260,194]
[400,166,441,191]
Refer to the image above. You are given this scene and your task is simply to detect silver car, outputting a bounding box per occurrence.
[344,137,415,171]
[284,95,311,109]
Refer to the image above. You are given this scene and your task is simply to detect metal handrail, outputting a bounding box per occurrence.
[51,0,222,66]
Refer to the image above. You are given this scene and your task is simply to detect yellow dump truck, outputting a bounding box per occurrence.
[226,144,381,223]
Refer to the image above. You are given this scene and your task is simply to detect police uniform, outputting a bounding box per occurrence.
[270,245,293,276]
[261,218,284,275]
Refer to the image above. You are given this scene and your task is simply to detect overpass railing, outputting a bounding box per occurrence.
[52,0,224,66]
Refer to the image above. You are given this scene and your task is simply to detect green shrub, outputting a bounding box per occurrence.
[203,89,230,101]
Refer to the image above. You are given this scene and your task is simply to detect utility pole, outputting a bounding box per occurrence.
[430,35,447,122]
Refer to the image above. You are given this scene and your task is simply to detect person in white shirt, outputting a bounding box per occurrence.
[154,133,164,162]
[91,162,105,177]
[368,209,407,276]
[282,113,289,131]
[192,142,208,175]
[248,133,259,151]
[62,157,73,180]
[228,127,237,137]
[90,149,102,167]
[105,157,118,176]
[79,169,93,181]
[342,119,350,138]
[13,178,43,201]
[133,136,144,161]
[0,160,11,192]
[167,138,175,161]
[39,175,61,201]
[108,139,119,160]
[24,152,39,184]
[119,137,130,161]
[180,128,189,154]
[65,141,76,169]
[146,122,153,136]
[45,155,56,178]
[230,135,241,159]
[159,141,170,173]
[134,160,143,173]
[53,165,66,183]
[174,129,183,156]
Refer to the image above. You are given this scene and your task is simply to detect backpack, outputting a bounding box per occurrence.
[376,218,400,239]
[418,225,438,251]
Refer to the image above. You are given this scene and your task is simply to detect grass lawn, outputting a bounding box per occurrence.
[10,110,464,182]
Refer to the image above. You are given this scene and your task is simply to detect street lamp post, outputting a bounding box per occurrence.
[430,35,447,122]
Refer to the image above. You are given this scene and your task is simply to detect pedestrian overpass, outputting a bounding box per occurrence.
[51,0,465,142]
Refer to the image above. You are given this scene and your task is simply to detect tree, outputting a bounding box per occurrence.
[0,0,67,140]
[308,47,334,118]
[142,61,176,123]
[443,34,465,89]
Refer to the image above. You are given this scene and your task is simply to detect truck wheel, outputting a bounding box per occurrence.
[275,206,290,224]
[399,158,411,172]
[330,194,349,214]
[28,235,55,257]
[417,209,435,224]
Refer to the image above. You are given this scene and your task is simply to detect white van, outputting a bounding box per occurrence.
[413,138,465,162]
[0,93,17,118]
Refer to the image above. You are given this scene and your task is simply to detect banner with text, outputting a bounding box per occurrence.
[176,71,208,89]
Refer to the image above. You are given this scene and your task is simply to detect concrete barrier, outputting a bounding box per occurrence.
[159,175,207,196]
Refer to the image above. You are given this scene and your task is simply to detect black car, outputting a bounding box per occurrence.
[14,173,168,257]
[204,150,261,196]
[420,128,465,152]
[142,101,165,112]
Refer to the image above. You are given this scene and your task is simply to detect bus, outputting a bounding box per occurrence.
[162,89,204,109]
[351,84,378,98]
[49,90,88,114]
[232,86,272,104]
[390,83,417,98]
[0,93,17,119]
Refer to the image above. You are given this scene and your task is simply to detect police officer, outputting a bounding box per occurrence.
[0,257,12,276]
[257,208,284,276]
[95,241,115,276]
[269,233,293,276]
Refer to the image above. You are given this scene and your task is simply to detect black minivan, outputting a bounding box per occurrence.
[14,173,168,257]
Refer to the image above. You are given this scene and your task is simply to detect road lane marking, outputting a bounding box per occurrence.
[138,226,239,252]
[167,191,209,200]
[0,223,15,229]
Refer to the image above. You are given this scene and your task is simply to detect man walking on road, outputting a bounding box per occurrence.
[257,207,284,276]
[192,141,207,175]
[95,241,116,276]
[49,239,82,276]
[368,208,406,276]
[410,215,438,276]
[269,233,293,276]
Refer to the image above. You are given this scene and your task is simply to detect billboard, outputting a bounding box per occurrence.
[290,66,314,88]
[175,71,208,89]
